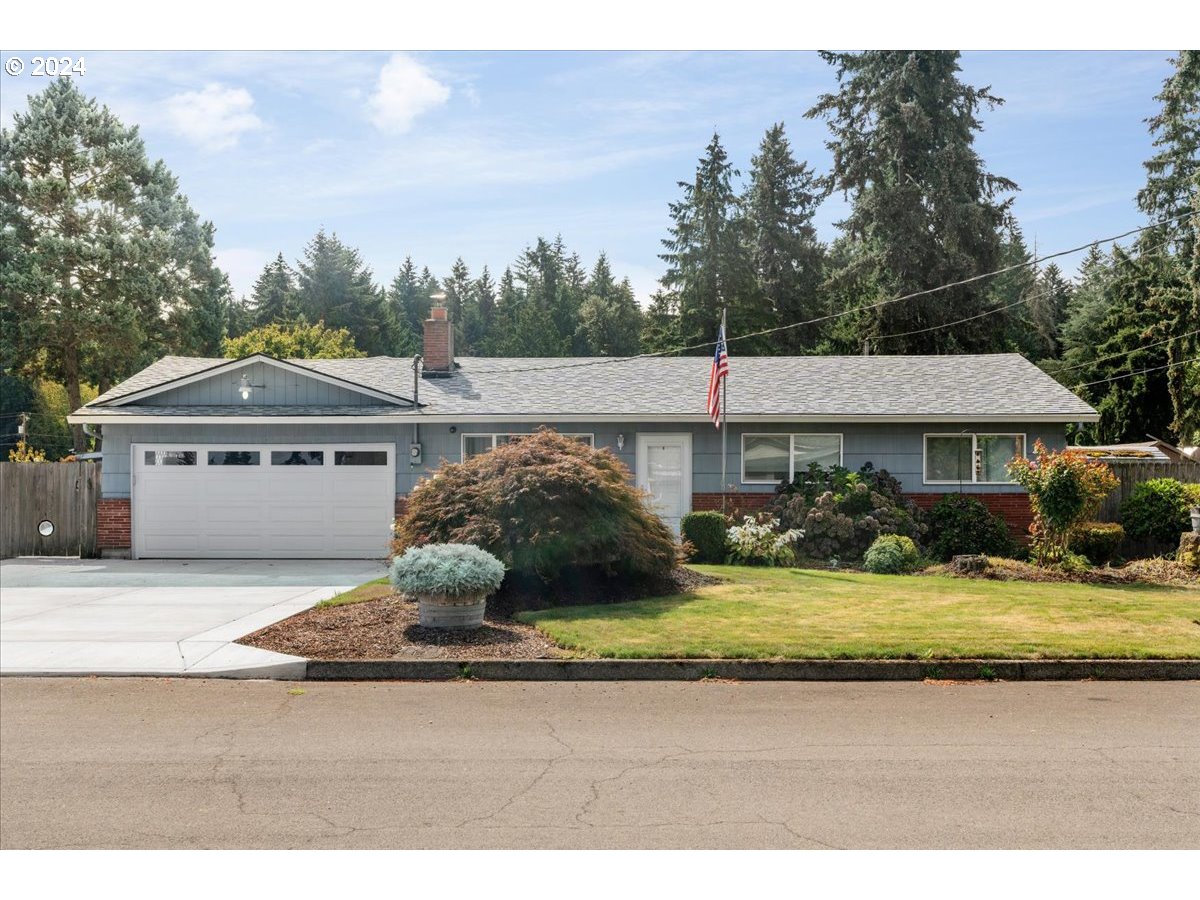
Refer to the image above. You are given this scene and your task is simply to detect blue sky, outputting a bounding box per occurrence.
[0,50,1176,302]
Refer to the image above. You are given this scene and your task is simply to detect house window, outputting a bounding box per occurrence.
[461,433,595,459]
[207,450,260,466]
[742,434,843,484]
[924,433,1026,484]
[271,450,324,466]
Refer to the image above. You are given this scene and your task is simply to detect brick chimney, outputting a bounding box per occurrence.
[422,302,454,375]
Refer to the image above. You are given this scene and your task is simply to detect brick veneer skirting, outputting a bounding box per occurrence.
[692,492,773,513]
[907,492,1033,538]
[97,498,132,550]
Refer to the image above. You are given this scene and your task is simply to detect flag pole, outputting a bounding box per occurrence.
[721,308,728,516]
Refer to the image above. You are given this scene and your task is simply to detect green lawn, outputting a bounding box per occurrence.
[517,566,1200,660]
[313,578,391,608]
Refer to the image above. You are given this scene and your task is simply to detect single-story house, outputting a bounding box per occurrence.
[68,304,1099,559]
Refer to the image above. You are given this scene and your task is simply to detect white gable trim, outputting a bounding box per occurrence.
[100,354,414,407]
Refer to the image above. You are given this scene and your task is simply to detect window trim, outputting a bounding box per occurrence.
[460,432,596,459]
[740,432,844,485]
[923,432,1027,485]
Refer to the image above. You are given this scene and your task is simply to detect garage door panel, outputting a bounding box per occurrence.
[133,443,393,559]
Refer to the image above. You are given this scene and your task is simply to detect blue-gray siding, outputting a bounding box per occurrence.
[142,362,385,407]
[98,420,1065,499]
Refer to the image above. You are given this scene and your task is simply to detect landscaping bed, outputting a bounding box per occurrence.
[240,566,720,661]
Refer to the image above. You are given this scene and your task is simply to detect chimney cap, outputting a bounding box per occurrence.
[429,290,448,307]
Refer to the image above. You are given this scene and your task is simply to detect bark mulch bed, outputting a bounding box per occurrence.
[240,594,563,660]
[240,566,723,661]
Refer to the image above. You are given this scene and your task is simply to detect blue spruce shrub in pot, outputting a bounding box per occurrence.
[390,543,506,629]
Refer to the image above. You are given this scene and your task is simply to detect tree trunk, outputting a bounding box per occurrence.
[63,346,85,455]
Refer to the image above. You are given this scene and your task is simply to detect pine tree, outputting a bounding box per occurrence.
[386,256,427,354]
[0,80,226,448]
[806,51,1017,354]
[464,266,497,355]
[442,257,474,352]
[295,230,399,356]
[1137,51,1200,442]
[513,238,571,355]
[488,267,524,356]
[982,225,1038,357]
[640,291,681,354]
[744,123,825,352]
[250,253,302,326]
[660,132,766,353]
[576,254,643,356]
[1028,262,1072,362]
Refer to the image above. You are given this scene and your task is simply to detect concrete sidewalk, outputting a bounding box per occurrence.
[0,558,384,678]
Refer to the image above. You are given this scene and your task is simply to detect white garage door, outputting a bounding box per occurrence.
[131,443,395,559]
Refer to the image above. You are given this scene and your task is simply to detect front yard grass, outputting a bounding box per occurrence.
[517,565,1200,660]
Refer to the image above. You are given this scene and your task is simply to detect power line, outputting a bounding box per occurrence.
[1072,354,1200,390]
[1053,327,1200,376]
[490,210,1195,377]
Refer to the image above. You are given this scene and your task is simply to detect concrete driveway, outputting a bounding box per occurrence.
[0,558,385,678]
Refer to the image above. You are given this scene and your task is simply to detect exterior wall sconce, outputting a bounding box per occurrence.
[616,434,625,451]
[237,374,266,401]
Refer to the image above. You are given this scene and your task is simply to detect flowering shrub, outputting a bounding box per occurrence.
[1007,440,1119,565]
[390,543,506,598]
[725,516,802,566]
[770,462,925,560]
[863,534,922,574]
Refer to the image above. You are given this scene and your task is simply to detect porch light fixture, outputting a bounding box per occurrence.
[237,374,266,401]
[617,434,625,451]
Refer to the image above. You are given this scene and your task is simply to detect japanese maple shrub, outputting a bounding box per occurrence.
[1006,440,1119,565]
[396,429,677,584]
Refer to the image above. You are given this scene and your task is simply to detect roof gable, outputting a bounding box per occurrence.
[91,354,415,408]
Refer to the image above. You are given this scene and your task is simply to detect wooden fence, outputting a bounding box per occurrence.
[0,461,100,558]
[1096,460,1200,522]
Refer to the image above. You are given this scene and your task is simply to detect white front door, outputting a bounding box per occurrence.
[636,433,692,533]
[131,443,394,559]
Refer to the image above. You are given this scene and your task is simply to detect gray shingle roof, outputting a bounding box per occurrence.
[80,353,1098,421]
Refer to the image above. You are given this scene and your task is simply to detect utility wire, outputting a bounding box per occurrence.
[1052,328,1200,376]
[487,210,1195,376]
[1072,354,1200,390]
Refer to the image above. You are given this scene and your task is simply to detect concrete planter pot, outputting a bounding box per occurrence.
[416,592,488,629]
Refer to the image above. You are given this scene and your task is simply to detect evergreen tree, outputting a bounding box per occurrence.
[0,80,226,448]
[576,254,643,356]
[660,132,766,352]
[640,290,681,354]
[488,267,524,356]
[1028,262,1072,362]
[1137,51,1200,442]
[982,225,1038,357]
[513,238,571,355]
[386,256,427,355]
[295,230,398,356]
[744,123,825,352]
[250,253,302,326]
[442,257,474,352]
[464,265,497,355]
[806,51,1017,354]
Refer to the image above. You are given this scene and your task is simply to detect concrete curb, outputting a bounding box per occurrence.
[305,658,1200,682]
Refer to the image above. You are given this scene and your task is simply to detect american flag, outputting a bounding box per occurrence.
[707,324,729,428]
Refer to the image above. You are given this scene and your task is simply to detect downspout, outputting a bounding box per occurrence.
[83,422,102,451]
[412,354,422,457]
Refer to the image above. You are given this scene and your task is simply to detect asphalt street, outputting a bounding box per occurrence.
[1,678,1197,849]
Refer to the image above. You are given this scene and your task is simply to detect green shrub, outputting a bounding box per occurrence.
[1007,441,1119,564]
[926,494,1016,562]
[681,511,729,563]
[396,429,677,585]
[1120,478,1195,544]
[389,543,506,598]
[770,462,926,560]
[862,534,922,574]
[1056,550,1092,575]
[1068,521,1125,565]
[725,516,802,567]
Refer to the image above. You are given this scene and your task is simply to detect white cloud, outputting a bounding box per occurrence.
[163,83,264,151]
[367,53,451,134]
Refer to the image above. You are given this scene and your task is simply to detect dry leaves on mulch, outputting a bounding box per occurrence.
[239,594,564,661]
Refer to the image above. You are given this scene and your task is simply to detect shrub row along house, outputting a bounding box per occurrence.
[68,303,1098,559]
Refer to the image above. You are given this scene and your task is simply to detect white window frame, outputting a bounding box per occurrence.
[740,433,844,485]
[461,432,595,459]
[923,433,1027,485]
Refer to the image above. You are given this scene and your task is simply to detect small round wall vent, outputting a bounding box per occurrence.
[37,519,55,537]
